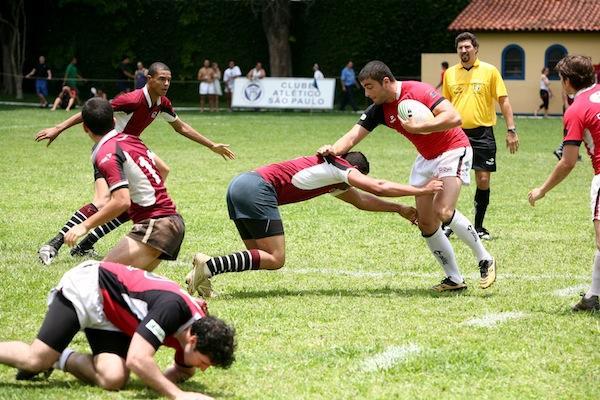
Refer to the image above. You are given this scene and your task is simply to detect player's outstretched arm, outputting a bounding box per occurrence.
[317,124,369,156]
[334,188,417,224]
[35,112,83,146]
[347,169,443,197]
[169,119,235,160]
[528,144,578,206]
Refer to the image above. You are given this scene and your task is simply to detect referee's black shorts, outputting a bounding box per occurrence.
[464,126,497,172]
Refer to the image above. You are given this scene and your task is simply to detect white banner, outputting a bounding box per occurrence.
[232,77,336,109]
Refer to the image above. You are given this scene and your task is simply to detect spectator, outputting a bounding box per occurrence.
[313,63,324,80]
[197,59,215,112]
[535,67,552,118]
[435,61,449,90]
[212,62,222,111]
[246,62,266,81]
[223,60,242,111]
[115,55,134,95]
[51,85,76,112]
[134,61,148,89]
[25,55,52,108]
[63,57,84,104]
[340,60,358,111]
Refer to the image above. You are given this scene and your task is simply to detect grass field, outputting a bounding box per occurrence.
[0,107,599,399]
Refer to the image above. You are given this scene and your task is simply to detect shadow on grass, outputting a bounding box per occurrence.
[219,286,478,300]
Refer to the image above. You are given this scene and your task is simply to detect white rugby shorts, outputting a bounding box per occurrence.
[199,82,216,95]
[409,146,472,187]
[590,174,600,221]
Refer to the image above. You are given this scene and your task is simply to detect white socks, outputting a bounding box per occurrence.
[424,228,463,284]
[447,209,492,262]
[53,348,75,371]
[585,250,600,298]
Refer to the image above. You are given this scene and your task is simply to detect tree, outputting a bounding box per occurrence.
[251,0,292,77]
[0,0,26,98]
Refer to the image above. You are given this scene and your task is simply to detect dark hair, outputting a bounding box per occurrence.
[358,60,396,84]
[442,61,449,69]
[148,62,170,77]
[555,55,595,91]
[342,151,370,175]
[455,32,478,49]
[191,316,236,369]
[81,98,114,135]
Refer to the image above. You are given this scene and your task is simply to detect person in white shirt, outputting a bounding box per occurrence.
[313,63,324,80]
[223,60,242,111]
[535,67,552,118]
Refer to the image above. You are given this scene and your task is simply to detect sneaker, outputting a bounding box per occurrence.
[476,227,492,240]
[431,277,467,292]
[442,226,453,238]
[38,244,57,266]
[571,293,600,312]
[16,368,54,381]
[186,253,213,298]
[70,244,101,258]
[479,258,496,289]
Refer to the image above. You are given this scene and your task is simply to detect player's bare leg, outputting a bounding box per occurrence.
[0,339,59,374]
[103,236,162,271]
[65,352,129,390]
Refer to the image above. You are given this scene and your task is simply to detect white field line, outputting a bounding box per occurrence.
[462,312,527,328]
[553,284,589,297]
[360,344,421,372]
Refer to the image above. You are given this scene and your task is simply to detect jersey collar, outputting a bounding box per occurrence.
[142,85,162,108]
[91,129,119,162]
[460,58,480,70]
[575,83,597,98]
[395,81,403,100]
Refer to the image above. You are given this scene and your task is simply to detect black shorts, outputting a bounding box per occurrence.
[234,218,284,240]
[464,126,497,172]
[37,290,131,358]
[540,89,549,109]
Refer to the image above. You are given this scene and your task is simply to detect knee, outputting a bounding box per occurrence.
[25,356,55,373]
[97,371,128,391]
[418,221,439,236]
[476,176,490,189]
[270,253,285,270]
[435,206,455,224]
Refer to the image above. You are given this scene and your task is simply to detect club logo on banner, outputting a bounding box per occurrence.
[233,78,336,109]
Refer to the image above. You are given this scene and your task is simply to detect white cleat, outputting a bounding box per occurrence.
[186,253,213,298]
[38,245,57,266]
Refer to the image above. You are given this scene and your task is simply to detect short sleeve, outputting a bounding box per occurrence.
[491,67,508,100]
[96,144,128,192]
[160,97,178,123]
[357,103,384,132]
[563,107,584,145]
[110,93,136,113]
[413,81,445,111]
[135,295,190,350]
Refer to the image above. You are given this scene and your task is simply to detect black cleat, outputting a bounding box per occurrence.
[16,368,54,381]
[476,227,492,240]
[571,293,599,312]
[431,277,467,292]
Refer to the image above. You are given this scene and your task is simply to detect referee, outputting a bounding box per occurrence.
[442,31,519,240]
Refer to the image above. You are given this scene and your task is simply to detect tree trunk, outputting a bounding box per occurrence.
[261,0,292,77]
[0,0,26,98]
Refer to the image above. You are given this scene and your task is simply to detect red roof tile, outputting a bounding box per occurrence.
[449,0,600,32]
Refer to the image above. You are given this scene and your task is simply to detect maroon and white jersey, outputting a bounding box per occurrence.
[92,130,177,222]
[256,155,353,205]
[111,86,177,136]
[563,83,600,174]
[357,81,470,160]
[98,261,207,366]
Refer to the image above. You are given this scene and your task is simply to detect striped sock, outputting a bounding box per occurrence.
[49,203,98,249]
[206,249,260,277]
[77,212,130,250]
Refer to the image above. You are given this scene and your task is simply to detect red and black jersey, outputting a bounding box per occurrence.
[255,155,353,204]
[111,86,177,136]
[92,130,177,222]
[98,261,207,366]
[563,83,600,174]
[357,81,470,160]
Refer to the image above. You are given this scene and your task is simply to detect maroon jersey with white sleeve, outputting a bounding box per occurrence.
[357,81,470,160]
[92,130,177,222]
[110,86,177,136]
[256,155,353,204]
[97,261,207,366]
[563,83,600,174]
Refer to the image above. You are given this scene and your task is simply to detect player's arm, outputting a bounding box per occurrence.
[126,333,210,400]
[346,169,443,197]
[498,96,519,154]
[35,112,83,146]
[334,187,417,224]
[528,144,578,206]
[64,187,130,246]
[400,99,462,135]
[317,124,370,156]
[25,68,36,78]
[164,362,195,383]
[48,69,52,80]
[169,118,235,160]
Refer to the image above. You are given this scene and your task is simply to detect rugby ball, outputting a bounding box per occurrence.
[397,99,434,123]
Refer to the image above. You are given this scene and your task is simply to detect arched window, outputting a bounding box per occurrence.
[545,44,568,80]
[501,44,525,80]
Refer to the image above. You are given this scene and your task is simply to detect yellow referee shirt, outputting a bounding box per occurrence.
[442,59,508,129]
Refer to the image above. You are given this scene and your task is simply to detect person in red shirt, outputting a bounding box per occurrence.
[186,152,443,298]
[318,60,496,292]
[35,62,235,266]
[63,98,184,270]
[0,260,235,398]
[529,54,600,312]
